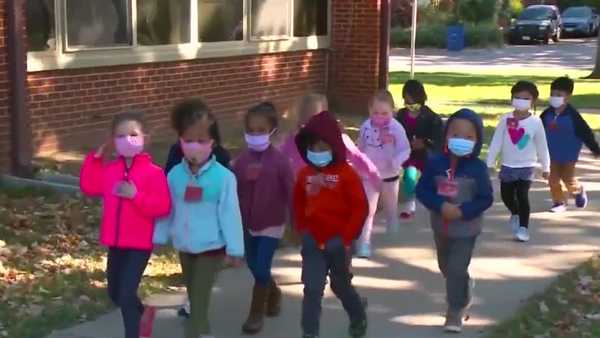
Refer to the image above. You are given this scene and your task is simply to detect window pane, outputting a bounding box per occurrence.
[27,0,56,51]
[198,0,243,42]
[251,0,290,40]
[66,0,131,48]
[294,0,327,37]
[138,0,190,45]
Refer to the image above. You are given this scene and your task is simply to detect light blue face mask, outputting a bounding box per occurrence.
[448,137,475,157]
[307,150,333,167]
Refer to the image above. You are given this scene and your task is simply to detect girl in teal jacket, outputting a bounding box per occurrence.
[154,98,244,338]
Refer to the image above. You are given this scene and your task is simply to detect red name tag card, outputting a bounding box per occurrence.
[184,185,203,202]
[437,179,459,198]
[246,163,263,181]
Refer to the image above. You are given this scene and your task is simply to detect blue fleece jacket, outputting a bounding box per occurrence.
[416,109,494,237]
[154,156,244,257]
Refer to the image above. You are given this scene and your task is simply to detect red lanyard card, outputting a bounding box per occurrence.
[437,179,459,198]
[437,169,459,198]
[246,163,263,181]
[184,185,203,202]
[507,117,518,129]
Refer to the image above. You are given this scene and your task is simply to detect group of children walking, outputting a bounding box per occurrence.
[79,75,598,338]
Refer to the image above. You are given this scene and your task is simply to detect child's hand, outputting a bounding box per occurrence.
[95,140,113,159]
[442,202,462,221]
[224,256,244,268]
[542,171,550,180]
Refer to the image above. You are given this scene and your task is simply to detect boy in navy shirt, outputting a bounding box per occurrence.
[541,77,600,213]
[416,109,493,333]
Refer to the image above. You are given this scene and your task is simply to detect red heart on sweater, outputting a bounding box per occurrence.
[508,127,525,145]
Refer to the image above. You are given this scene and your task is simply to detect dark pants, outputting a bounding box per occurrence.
[500,180,532,228]
[301,235,366,336]
[434,235,476,313]
[107,248,151,338]
[246,235,279,287]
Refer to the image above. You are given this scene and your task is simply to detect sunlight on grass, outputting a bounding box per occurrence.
[389,70,600,130]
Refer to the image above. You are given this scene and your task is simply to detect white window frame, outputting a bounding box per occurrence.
[27,0,331,72]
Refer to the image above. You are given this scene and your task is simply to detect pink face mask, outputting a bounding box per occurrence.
[371,115,392,128]
[114,135,144,158]
[181,139,213,164]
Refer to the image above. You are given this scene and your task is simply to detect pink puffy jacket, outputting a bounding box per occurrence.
[80,153,171,250]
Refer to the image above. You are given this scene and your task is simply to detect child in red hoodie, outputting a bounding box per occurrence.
[294,111,369,338]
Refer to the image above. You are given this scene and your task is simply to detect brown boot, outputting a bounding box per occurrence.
[242,284,268,334]
[266,280,282,317]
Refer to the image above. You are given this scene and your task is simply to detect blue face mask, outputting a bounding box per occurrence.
[448,137,475,157]
[307,150,333,167]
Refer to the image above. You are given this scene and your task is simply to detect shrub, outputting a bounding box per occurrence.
[391,22,504,49]
[456,0,498,23]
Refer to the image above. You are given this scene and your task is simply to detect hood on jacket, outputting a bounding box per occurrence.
[444,108,484,158]
[295,111,347,165]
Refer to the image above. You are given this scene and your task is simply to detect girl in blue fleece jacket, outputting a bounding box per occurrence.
[416,109,494,334]
[154,98,244,338]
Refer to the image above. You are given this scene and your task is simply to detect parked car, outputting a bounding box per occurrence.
[509,5,562,44]
[562,6,599,37]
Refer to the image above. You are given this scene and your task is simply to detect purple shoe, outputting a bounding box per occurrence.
[575,189,588,209]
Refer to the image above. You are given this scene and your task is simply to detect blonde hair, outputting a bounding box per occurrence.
[371,89,395,110]
[297,93,329,127]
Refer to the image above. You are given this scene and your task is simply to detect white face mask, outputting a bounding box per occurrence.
[512,98,532,112]
[549,96,565,109]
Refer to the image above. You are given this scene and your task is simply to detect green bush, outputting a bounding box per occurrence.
[557,0,600,11]
[456,0,498,23]
[391,22,504,49]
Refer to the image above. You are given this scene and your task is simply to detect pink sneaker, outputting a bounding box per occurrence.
[399,211,414,221]
[139,306,156,338]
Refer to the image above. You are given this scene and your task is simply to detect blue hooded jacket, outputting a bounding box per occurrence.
[416,109,493,238]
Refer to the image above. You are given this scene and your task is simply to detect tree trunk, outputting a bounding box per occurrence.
[588,33,600,78]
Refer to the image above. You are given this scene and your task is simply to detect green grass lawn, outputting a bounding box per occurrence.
[388,69,600,132]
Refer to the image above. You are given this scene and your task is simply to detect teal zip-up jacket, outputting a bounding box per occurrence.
[153,156,244,257]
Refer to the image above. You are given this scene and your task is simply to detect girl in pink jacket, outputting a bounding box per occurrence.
[80,112,171,338]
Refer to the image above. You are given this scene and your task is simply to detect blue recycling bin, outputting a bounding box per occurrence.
[447,25,465,52]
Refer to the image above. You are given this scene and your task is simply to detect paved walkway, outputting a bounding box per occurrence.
[390,38,596,72]
[48,154,600,338]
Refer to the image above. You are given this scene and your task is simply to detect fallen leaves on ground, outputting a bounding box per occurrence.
[486,254,600,338]
[0,189,181,338]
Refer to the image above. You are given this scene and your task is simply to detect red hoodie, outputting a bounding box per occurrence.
[293,111,368,246]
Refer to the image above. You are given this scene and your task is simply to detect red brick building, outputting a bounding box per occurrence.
[1,0,390,175]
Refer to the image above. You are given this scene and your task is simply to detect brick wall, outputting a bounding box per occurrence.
[329,0,382,115]
[28,50,327,155]
[0,0,10,169]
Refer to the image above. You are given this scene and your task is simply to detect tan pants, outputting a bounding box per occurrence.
[549,161,582,203]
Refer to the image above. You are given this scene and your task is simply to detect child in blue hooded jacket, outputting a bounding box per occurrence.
[416,109,493,333]
[154,98,244,338]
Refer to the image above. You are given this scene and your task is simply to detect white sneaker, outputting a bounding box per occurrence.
[515,227,530,242]
[509,215,519,234]
[550,203,567,213]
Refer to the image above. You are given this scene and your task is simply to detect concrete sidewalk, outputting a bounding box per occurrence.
[48,154,600,338]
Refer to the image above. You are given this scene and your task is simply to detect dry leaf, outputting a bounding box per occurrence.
[539,301,549,314]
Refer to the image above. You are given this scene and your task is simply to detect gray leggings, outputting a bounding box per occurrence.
[434,235,476,312]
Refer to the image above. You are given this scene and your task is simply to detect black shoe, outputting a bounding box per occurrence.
[349,318,368,338]
[177,307,190,318]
